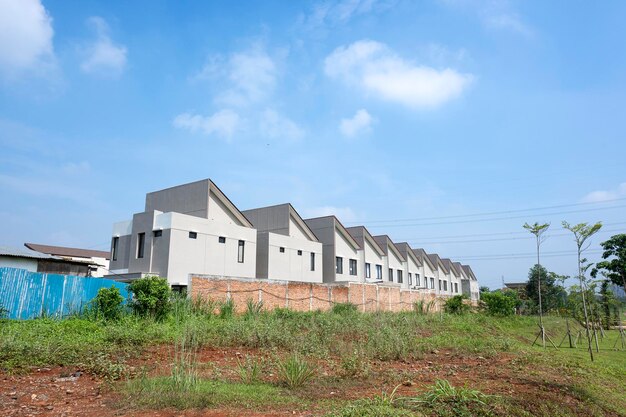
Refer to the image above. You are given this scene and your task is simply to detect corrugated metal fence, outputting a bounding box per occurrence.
[0,267,128,319]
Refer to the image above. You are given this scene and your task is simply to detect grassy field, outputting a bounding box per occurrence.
[1,301,624,416]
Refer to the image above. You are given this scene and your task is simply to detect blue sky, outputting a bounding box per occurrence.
[1,0,625,289]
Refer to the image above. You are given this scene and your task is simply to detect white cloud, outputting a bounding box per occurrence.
[173,109,241,139]
[440,0,532,37]
[302,205,358,223]
[324,40,473,109]
[340,109,373,138]
[481,11,532,37]
[581,183,626,203]
[80,17,127,77]
[195,46,277,107]
[260,109,305,141]
[0,0,54,78]
[301,0,396,31]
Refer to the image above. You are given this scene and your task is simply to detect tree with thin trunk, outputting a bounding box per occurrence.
[523,222,550,348]
[562,221,602,361]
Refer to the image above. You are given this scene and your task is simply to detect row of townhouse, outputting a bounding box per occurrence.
[107,179,480,300]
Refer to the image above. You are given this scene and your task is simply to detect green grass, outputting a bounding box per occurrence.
[0,305,624,416]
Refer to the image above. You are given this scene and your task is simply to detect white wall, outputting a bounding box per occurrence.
[362,238,385,281]
[266,232,323,282]
[0,256,38,272]
[386,246,404,284]
[334,228,361,282]
[161,212,257,285]
[404,256,421,289]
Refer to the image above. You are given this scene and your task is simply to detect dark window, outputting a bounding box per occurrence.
[349,259,357,275]
[389,268,393,282]
[137,233,145,259]
[376,265,382,279]
[310,253,315,271]
[279,247,285,253]
[238,240,245,263]
[438,279,442,291]
[336,257,343,274]
[454,283,458,293]
[416,274,420,287]
[297,250,303,256]
[219,236,226,243]
[443,280,448,291]
[397,270,403,284]
[153,230,162,237]
[408,273,412,286]
[111,237,119,261]
[365,263,371,279]
[189,231,197,239]
[430,277,435,289]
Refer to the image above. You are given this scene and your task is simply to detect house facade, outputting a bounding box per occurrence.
[24,243,110,277]
[412,248,437,292]
[373,235,405,286]
[461,264,480,301]
[0,246,98,276]
[395,243,422,289]
[107,179,256,287]
[242,204,322,283]
[304,216,362,283]
[346,226,386,283]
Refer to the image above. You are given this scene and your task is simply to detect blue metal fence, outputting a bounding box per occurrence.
[0,267,128,319]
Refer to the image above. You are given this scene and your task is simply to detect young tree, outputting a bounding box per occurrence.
[523,222,550,347]
[562,221,602,361]
[592,234,626,294]
[526,265,566,313]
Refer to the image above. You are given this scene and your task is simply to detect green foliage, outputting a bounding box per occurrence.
[128,276,171,320]
[525,265,567,313]
[592,234,626,292]
[237,355,263,384]
[244,299,263,318]
[332,302,358,315]
[277,354,315,389]
[399,379,494,416]
[92,286,124,320]
[444,295,470,315]
[340,349,370,378]
[481,291,517,316]
[0,302,8,319]
[412,299,434,314]
[219,298,235,319]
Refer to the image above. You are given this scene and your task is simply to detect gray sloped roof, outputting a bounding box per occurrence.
[0,246,61,260]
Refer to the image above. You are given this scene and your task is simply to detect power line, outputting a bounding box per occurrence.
[345,197,626,225]
[364,204,626,228]
[451,249,603,260]
[405,228,623,245]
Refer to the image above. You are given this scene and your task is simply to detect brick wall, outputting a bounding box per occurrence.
[191,275,446,313]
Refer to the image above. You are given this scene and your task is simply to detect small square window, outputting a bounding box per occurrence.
[218,236,226,243]
[153,230,162,237]
[297,250,302,256]
[279,247,285,253]
[189,231,197,239]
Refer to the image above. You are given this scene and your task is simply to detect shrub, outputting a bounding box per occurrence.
[444,295,470,315]
[481,291,517,316]
[244,299,263,318]
[128,276,171,320]
[219,298,235,319]
[92,286,124,320]
[237,355,263,384]
[277,354,315,389]
[332,302,358,315]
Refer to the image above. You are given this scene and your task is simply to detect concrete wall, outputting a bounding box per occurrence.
[264,232,322,282]
[145,179,210,218]
[191,275,444,313]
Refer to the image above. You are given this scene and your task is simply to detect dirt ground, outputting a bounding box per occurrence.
[0,346,612,417]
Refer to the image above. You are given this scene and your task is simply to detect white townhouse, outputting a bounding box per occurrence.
[444,259,462,295]
[346,226,386,283]
[242,204,323,283]
[427,253,450,295]
[304,216,362,283]
[107,179,257,289]
[460,264,480,301]
[373,235,406,285]
[412,248,437,292]
[395,242,422,290]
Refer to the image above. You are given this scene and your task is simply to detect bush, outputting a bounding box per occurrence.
[332,302,358,315]
[92,286,124,320]
[128,276,171,320]
[277,354,315,389]
[481,291,517,316]
[444,295,470,315]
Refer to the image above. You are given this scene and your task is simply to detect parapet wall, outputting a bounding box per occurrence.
[190,275,446,313]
